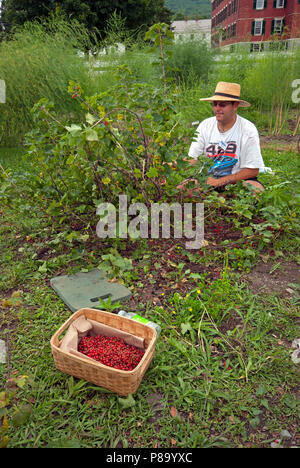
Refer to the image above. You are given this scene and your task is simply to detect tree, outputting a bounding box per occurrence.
[1,0,56,26]
[2,0,172,38]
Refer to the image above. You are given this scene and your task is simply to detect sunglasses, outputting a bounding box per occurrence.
[211,101,234,108]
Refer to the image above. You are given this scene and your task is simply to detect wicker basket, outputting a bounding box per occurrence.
[50,308,157,396]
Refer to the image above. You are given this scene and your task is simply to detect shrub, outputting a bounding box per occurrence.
[165,38,214,85]
[0,66,194,223]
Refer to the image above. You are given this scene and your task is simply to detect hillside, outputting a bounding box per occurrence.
[165,0,211,18]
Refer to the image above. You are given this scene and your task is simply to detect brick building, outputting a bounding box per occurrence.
[211,0,300,51]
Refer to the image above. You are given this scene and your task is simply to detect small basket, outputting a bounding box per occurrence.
[50,308,157,396]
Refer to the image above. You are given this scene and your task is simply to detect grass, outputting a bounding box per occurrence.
[0,142,299,448]
[0,147,26,170]
[0,15,102,146]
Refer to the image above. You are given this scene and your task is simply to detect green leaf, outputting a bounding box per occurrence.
[0,392,9,409]
[249,416,260,429]
[146,167,159,178]
[11,404,32,427]
[242,226,253,236]
[118,394,136,409]
[86,113,97,125]
[256,384,267,396]
[66,154,75,165]
[65,124,82,133]
[134,168,142,179]
[38,261,48,273]
[181,322,192,335]
[85,128,98,142]
[261,398,270,410]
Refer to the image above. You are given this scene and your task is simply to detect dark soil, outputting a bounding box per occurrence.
[245,260,300,297]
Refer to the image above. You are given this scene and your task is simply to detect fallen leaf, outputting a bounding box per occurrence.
[170,406,177,418]
[11,404,32,427]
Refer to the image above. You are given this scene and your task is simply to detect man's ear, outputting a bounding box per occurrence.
[234,102,240,110]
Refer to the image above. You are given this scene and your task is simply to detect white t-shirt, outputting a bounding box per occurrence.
[188,115,264,175]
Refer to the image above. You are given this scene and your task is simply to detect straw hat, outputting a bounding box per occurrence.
[200,82,250,107]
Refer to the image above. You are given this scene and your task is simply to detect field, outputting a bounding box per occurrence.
[0,18,299,449]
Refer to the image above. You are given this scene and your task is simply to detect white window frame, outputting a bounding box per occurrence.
[254,19,264,35]
[256,0,264,10]
[276,0,284,8]
[273,17,283,33]
[252,43,262,52]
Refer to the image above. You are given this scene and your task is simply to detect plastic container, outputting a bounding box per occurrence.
[259,166,274,174]
[118,311,161,337]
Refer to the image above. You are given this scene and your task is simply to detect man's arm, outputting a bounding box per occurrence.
[206,168,259,187]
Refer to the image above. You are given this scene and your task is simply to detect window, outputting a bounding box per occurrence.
[271,17,284,33]
[253,0,268,9]
[274,0,285,7]
[255,0,265,9]
[252,19,265,35]
[250,42,264,52]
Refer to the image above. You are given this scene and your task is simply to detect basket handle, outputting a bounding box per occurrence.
[51,310,84,347]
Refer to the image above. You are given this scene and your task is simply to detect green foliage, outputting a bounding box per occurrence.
[243,51,298,134]
[165,38,214,85]
[0,66,192,221]
[98,249,133,281]
[3,0,173,37]
[0,14,97,145]
[0,374,32,448]
[145,23,175,94]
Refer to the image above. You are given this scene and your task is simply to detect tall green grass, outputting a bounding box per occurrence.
[0,146,25,170]
[243,49,299,134]
[165,38,214,85]
[0,15,99,145]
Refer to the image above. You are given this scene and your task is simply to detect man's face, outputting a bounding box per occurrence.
[212,101,239,126]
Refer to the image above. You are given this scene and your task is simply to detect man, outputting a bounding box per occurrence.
[179,82,265,194]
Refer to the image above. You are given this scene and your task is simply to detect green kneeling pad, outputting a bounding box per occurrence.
[50,268,132,312]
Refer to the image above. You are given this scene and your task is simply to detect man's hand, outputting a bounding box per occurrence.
[206,176,228,188]
[177,178,199,191]
[177,178,201,198]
